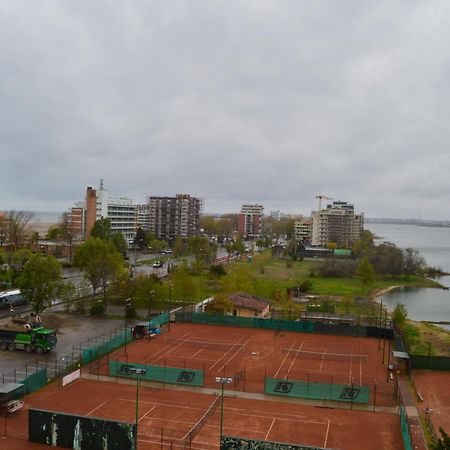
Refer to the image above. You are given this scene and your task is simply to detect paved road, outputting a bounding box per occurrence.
[0,314,127,380]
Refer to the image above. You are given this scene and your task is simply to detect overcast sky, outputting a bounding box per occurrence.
[1,1,450,219]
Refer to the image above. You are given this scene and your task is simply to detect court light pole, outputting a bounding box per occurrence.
[147,291,155,321]
[124,298,132,357]
[215,377,232,446]
[130,367,147,450]
[168,283,173,332]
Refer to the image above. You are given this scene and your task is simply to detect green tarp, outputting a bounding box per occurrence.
[192,313,314,333]
[265,377,370,404]
[109,360,204,387]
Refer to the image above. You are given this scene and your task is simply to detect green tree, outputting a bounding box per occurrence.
[171,267,198,303]
[356,257,375,291]
[431,427,450,450]
[46,225,61,240]
[352,230,375,258]
[403,248,425,278]
[133,227,147,250]
[111,232,128,258]
[172,237,185,258]
[18,254,62,313]
[74,238,123,301]
[205,294,234,315]
[58,281,77,313]
[370,242,404,277]
[90,218,113,240]
[233,236,246,256]
[392,303,408,329]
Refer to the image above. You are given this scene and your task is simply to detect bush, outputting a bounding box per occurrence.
[209,264,227,277]
[298,279,312,293]
[316,259,357,277]
[75,299,86,315]
[90,302,105,316]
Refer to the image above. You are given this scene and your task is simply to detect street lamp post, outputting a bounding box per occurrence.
[124,298,132,357]
[130,367,147,450]
[168,283,173,332]
[147,291,155,321]
[215,377,232,446]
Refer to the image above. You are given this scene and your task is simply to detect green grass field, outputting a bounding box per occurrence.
[164,251,440,318]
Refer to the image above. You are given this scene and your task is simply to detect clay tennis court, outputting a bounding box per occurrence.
[6,378,403,450]
[413,370,450,436]
[90,322,395,405]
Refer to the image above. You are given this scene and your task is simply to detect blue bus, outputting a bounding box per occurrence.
[0,289,25,309]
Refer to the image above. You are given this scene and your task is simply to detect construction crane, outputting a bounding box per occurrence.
[315,195,333,211]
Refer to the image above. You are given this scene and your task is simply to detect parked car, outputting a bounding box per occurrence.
[152,261,163,268]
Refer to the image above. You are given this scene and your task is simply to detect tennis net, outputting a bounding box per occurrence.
[281,348,368,362]
[165,336,244,351]
[182,395,221,448]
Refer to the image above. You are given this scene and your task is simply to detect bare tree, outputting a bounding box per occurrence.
[58,212,80,264]
[7,210,35,250]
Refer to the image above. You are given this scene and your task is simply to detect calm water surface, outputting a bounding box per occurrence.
[367,223,450,329]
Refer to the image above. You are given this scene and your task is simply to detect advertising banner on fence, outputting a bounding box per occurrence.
[62,369,81,387]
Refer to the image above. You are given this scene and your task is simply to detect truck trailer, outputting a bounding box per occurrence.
[0,324,57,353]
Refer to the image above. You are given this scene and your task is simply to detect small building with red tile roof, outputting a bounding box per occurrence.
[227,292,270,318]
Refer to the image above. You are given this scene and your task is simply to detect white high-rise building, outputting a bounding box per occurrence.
[85,181,137,245]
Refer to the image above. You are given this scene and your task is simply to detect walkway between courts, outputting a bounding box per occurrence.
[397,375,428,450]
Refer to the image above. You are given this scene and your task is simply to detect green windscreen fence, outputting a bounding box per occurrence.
[410,355,450,371]
[192,313,314,333]
[265,378,370,404]
[149,312,169,328]
[82,329,132,365]
[109,360,204,387]
[20,369,47,395]
[399,406,413,450]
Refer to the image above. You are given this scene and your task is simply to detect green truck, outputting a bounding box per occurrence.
[0,324,57,353]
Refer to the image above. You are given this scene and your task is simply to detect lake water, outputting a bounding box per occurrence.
[367,223,450,329]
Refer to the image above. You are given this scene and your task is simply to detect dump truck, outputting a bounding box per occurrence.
[0,323,57,353]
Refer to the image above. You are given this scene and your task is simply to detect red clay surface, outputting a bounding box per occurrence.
[91,322,395,405]
[2,378,403,450]
[413,370,450,435]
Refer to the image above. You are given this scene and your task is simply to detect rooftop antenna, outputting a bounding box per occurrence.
[100,178,104,190]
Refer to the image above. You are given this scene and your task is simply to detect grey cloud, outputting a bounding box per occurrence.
[1,1,450,219]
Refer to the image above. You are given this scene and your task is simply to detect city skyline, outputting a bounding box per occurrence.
[2,2,450,220]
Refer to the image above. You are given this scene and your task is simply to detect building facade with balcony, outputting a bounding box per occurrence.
[311,201,363,248]
[237,204,263,239]
[147,194,201,241]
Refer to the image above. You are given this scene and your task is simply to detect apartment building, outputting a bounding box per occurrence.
[237,204,263,239]
[311,201,363,248]
[294,219,313,244]
[74,182,137,245]
[147,194,201,241]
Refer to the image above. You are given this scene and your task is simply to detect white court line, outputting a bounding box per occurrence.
[86,400,108,416]
[274,340,297,379]
[208,335,250,371]
[324,419,331,448]
[215,335,254,373]
[152,331,197,363]
[143,330,193,363]
[264,418,276,441]
[319,349,326,372]
[285,342,304,378]
[139,404,156,423]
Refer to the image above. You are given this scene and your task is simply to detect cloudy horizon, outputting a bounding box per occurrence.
[1,1,450,220]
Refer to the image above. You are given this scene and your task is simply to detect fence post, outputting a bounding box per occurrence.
[373,384,377,412]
